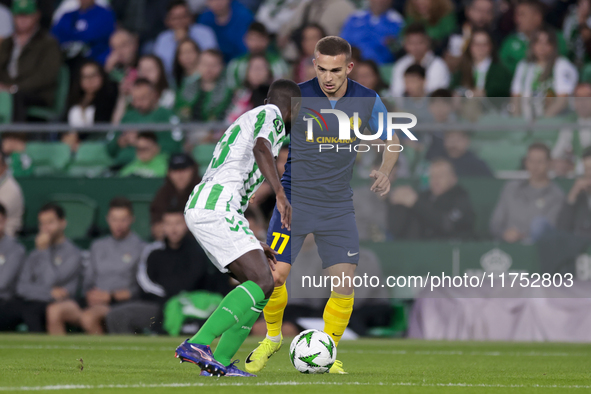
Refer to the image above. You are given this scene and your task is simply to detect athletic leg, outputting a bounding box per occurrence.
[315,209,359,374]
[178,208,274,375]
[323,263,356,346]
[245,205,307,373]
[187,248,274,346]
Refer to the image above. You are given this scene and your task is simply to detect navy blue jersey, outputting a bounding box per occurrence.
[283,77,388,208]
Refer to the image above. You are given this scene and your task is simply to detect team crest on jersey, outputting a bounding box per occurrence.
[350,116,362,130]
[273,118,283,133]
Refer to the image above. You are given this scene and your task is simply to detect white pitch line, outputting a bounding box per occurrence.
[0,345,588,358]
[338,349,582,357]
[2,381,591,391]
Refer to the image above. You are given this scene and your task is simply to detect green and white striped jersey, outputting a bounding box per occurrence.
[185,104,285,214]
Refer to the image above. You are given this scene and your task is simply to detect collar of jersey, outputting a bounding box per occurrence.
[311,77,353,100]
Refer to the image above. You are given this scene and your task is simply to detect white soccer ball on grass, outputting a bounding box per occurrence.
[289,329,337,374]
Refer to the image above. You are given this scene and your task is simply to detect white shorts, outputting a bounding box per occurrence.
[185,208,263,273]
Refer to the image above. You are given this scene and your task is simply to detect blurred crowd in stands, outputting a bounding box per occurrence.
[2,0,591,335]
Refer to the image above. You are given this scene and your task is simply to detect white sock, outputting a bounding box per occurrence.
[266,333,281,343]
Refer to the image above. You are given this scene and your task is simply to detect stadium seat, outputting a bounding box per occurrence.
[67,142,114,177]
[192,144,216,176]
[128,195,153,240]
[49,194,98,240]
[25,142,72,175]
[474,141,528,172]
[0,91,12,124]
[523,115,574,147]
[473,114,529,142]
[458,178,506,238]
[26,66,70,121]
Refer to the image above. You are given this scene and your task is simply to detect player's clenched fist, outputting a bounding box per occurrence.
[369,170,390,196]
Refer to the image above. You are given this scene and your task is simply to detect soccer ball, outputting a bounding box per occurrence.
[289,329,336,374]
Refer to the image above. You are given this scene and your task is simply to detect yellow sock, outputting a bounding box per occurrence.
[323,291,354,346]
[263,284,288,337]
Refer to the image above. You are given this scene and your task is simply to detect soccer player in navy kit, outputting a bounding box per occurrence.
[246,37,401,374]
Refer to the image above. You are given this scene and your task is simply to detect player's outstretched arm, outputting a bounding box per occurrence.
[370,133,401,197]
[253,138,291,230]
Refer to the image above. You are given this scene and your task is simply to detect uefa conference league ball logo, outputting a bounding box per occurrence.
[302,109,418,152]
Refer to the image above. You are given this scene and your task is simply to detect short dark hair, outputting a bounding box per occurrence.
[516,0,545,15]
[133,77,155,90]
[248,22,269,37]
[583,147,591,160]
[109,197,134,215]
[404,64,426,78]
[138,131,159,144]
[430,88,453,98]
[267,79,302,109]
[201,49,224,63]
[39,203,65,220]
[0,203,6,218]
[2,132,27,142]
[404,22,428,38]
[315,36,352,60]
[167,0,189,13]
[528,142,551,159]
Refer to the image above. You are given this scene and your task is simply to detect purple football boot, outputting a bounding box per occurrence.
[175,340,227,376]
[199,360,256,377]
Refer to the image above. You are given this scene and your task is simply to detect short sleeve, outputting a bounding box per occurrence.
[553,58,578,95]
[369,94,389,141]
[254,107,285,148]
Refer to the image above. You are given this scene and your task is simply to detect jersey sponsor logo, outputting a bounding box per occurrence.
[347,251,359,257]
[303,107,328,142]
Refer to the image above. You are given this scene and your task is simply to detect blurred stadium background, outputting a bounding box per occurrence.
[1,0,591,343]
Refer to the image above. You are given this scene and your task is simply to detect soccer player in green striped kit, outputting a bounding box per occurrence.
[174,79,301,377]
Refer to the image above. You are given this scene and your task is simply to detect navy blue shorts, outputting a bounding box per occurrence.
[266,199,360,269]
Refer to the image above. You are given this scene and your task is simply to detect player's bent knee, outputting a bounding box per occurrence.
[272,261,291,287]
[272,270,287,287]
[255,272,275,299]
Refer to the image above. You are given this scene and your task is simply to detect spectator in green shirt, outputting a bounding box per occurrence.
[499,0,568,73]
[226,22,289,90]
[1,133,33,177]
[107,78,182,168]
[225,54,272,123]
[562,0,591,70]
[405,0,457,54]
[190,49,234,122]
[119,132,168,178]
[452,29,512,97]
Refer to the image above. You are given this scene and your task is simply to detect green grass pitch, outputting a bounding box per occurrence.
[1,334,590,393]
